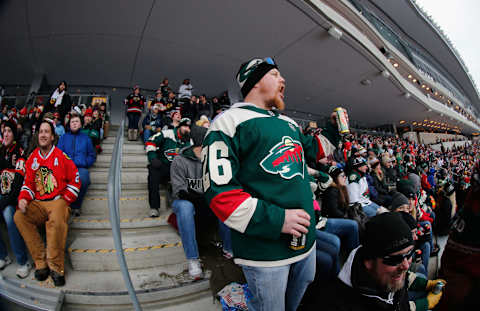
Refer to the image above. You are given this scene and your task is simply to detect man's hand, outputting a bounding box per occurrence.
[145,125,152,130]
[282,209,311,237]
[18,199,28,213]
[426,279,446,291]
[427,291,443,309]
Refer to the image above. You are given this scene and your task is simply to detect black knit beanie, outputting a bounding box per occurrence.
[190,125,207,147]
[399,211,417,230]
[364,212,413,258]
[389,192,409,211]
[236,58,278,98]
[2,120,17,140]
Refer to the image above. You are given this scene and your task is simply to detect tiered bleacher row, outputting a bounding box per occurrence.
[0,73,479,310]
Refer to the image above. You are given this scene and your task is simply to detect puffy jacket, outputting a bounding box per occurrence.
[57,131,96,169]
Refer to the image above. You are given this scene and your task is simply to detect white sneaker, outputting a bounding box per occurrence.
[16,262,32,279]
[0,256,12,270]
[149,208,159,217]
[188,259,203,279]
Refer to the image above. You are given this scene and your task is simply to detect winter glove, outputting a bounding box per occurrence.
[426,291,443,309]
[317,174,333,193]
[150,158,163,169]
[426,279,446,291]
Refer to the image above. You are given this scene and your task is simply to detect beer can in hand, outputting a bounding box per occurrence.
[432,281,444,294]
[334,107,349,135]
[289,233,306,251]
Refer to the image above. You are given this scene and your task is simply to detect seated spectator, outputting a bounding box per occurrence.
[92,108,103,140]
[178,78,193,102]
[16,121,28,150]
[347,157,381,217]
[195,115,210,128]
[142,104,163,142]
[0,120,31,278]
[14,120,80,287]
[370,159,393,206]
[57,114,96,216]
[53,112,65,137]
[321,212,445,311]
[163,110,181,130]
[181,95,197,121]
[170,125,231,279]
[196,95,213,120]
[146,118,191,217]
[82,108,102,153]
[159,78,170,97]
[162,91,178,116]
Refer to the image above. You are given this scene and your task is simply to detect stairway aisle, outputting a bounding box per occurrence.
[0,125,218,311]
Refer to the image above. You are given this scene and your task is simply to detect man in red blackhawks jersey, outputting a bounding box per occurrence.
[14,120,80,287]
[202,57,344,311]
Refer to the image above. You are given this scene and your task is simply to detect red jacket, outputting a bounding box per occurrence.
[421,173,431,190]
[18,146,80,205]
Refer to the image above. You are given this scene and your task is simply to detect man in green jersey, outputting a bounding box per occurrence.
[202,57,343,311]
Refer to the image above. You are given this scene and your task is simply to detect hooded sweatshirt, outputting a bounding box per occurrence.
[170,145,203,203]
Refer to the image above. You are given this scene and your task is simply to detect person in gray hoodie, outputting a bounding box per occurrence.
[170,125,232,279]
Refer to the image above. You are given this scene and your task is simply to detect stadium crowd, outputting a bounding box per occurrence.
[0,64,479,311]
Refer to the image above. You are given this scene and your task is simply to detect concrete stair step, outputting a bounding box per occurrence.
[79,190,169,218]
[102,143,145,155]
[68,231,185,271]
[0,262,213,310]
[69,208,171,230]
[90,168,147,185]
[94,154,148,168]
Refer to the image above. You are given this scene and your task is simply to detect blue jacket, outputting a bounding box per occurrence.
[57,130,96,169]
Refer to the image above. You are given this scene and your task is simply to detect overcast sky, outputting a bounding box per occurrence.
[415,0,480,90]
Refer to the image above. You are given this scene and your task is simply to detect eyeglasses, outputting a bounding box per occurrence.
[382,248,414,266]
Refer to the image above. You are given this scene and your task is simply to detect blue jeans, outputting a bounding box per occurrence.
[143,128,152,143]
[0,204,28,265]
[362,202,380,217]
[316,230,340,280]
[172,199,232,259]
[324,218,359,254]
[71,168,90,210]
[241,249,315,311]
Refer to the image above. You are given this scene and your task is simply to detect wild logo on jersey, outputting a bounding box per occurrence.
[164,148,180,162]
[35,166,58,196]
[260,136,305,179]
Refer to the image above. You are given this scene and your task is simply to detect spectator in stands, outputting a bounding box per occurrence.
[46,81,72,120]
[142,104,163,142]
[125,85,145,141]
[146,117,192,217]
[0,121,31,278]
[53,112,65,137]
[178,78,193,102]
[202,57,341,311]
[321,212,445,311]
[159,78,170,97]
[163,91,178,115]
[347,157,381,217]
[82,108,102,153]
[163,110,182,130]
[196,94,213,120]
[171,125,231,279]
[57,113,96,216]
[15,120,80,287]
[181,95,197,121]
[98,102,110,139]
[370,159,393,206]
[16,122,28,150]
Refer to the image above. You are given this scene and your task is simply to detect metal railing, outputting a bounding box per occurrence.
[1,94,111,112]
[107,111,142,310]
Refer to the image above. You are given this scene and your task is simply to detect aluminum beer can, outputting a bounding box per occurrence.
[334,107,349,135]
[289,233,306,251]
[432,281,444,294]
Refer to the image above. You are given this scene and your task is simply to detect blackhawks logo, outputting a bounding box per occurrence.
[260,136,304,179]
[34,166,58,196]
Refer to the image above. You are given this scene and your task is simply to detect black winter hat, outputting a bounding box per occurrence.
[328,166,343,180]
[399,211,417,230]
[389,192,409,211]
[396,180,416,198]
[236,57,278,98]
[190,125,207,147]
[364,212,414,258]
[178,118,191,128]
[2,120,17,140]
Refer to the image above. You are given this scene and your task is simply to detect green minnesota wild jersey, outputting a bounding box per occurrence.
[146,127,191,165]
[202,103,339,267]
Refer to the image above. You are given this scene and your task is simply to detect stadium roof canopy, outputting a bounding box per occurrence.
[1,0,478,133]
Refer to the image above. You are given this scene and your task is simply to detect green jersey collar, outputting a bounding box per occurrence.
[233,102,280,117]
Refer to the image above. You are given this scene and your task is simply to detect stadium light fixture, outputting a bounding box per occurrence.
[328,26,343,40]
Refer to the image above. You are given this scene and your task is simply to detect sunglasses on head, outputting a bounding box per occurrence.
[382,248,414,266]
